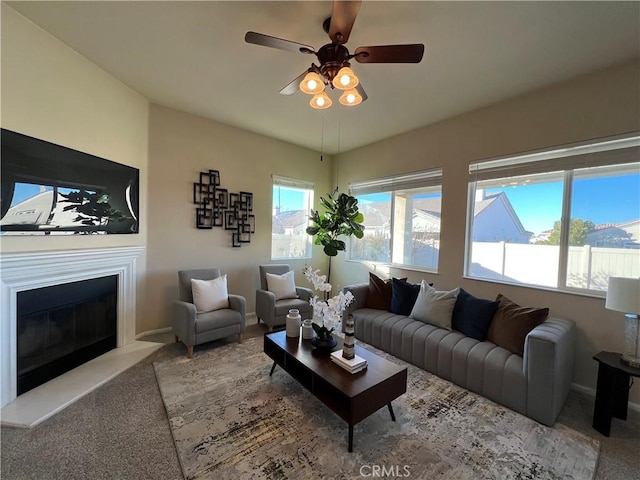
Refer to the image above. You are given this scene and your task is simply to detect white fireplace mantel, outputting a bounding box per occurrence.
[0,246,145,408]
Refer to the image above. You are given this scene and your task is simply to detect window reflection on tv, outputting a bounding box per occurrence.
[1,129,139,235]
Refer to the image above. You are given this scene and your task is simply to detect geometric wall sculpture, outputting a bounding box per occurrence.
[193,170,254,247]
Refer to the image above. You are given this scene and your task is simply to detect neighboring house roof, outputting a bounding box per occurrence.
[276,210,308,229]
[587,219,640,247]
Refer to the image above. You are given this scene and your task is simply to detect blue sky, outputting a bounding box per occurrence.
[273,172,639,235]
[490,173,639,234]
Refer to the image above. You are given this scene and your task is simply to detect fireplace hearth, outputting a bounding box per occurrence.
[17,275,118,395]
[1,246,144,409]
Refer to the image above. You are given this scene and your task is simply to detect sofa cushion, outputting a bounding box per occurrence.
[365,273,393,310]
[409,281,459,330]
[487,294,549,356]
[365,273,408,310]
[191,275,229,313]
[452,288,500,341]
[390,278,420,316]
[266,270,298,300]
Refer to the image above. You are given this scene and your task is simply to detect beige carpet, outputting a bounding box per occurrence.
[153,337,599,480]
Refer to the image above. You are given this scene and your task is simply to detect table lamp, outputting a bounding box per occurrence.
[605,277,640,368]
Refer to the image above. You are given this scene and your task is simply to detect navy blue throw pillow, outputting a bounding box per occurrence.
[390,278,420,316]
[451,288,499,341]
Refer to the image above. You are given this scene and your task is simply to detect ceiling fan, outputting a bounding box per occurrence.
[244,0,424,109]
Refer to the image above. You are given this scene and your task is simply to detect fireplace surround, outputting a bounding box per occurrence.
[1,246,144,409]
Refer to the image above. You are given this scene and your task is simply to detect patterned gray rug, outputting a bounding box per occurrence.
[153,337,599,480]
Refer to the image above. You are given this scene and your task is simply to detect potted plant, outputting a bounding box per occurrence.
[306,189,365,283]
[304,189,364,349]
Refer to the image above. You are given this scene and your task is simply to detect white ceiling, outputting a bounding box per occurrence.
[7,1,640,154]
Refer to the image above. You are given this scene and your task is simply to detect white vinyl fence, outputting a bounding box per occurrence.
[469,242,640,291]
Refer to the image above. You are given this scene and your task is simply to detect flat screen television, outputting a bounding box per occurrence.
[1,129,139,235]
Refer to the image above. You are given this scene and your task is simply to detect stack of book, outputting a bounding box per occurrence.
[330,350,368,374]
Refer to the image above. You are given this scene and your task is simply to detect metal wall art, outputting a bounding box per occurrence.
[193,170,254,247]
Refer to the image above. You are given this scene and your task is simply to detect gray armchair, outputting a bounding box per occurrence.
[256,264,313,331]
[173,268,246,358]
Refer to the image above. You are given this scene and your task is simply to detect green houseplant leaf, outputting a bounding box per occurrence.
[306,189,365,283]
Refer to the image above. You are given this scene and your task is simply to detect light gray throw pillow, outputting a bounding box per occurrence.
[409,280,459,330]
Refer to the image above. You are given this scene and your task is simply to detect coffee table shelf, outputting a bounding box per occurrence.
[264,331,407,452]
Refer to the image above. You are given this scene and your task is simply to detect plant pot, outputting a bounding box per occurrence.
[311,333,337,351]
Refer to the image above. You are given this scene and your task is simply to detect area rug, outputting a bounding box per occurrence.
[153,337,599,480]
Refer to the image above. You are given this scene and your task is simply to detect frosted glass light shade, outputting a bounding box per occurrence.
[339,88,362,106]
[332,66,359,90]
[310,91,332,109]
[300,72,325,95]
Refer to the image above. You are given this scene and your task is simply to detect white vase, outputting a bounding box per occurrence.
[286,309,301,337]
[302,319,314,339]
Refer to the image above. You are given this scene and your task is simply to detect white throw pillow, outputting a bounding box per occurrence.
[266,270,298,300]
[409,280,459,330]
[191,275,229,313]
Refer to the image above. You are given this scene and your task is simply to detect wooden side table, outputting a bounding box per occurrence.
[592,351,640,436]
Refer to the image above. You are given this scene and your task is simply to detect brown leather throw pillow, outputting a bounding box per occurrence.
[487,294,549,356]
[365,272,407,311]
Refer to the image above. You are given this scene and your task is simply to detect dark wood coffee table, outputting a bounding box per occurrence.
[264,330,407,452]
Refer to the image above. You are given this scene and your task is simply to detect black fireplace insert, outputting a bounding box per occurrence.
[17,275,118,395]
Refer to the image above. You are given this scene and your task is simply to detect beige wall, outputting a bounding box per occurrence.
[144,104,333,333]
[332,59,640,403]
[0,5,149,327]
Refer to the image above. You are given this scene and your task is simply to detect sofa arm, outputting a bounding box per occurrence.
[342,283,369,322]
[255,289,276,324]
[173,300,197,346]
[523,317,576,426]
[228,294,247,331]
[296,286,314,302]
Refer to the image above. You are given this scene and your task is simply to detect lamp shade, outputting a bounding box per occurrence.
[339,88,363,106]
[309,91,332,109]
[300,72,325,95]
[332,66,359,90]
[605,277,640,314]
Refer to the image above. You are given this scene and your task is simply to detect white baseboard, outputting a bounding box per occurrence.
[135,327,171,339]
[135,312,259,340]
[571,382,640,413]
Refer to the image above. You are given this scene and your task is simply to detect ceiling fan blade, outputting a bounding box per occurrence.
[328,0,362,44]
[355,83,368,102]
[245,31,314,54]
[279,70,309,95]
[354,44,425,63]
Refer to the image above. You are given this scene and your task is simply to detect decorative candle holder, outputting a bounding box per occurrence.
[342,314,355,360]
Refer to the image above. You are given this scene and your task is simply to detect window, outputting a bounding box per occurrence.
[271,176,314,259]
[349,169,443,271]
[466,136,640,293]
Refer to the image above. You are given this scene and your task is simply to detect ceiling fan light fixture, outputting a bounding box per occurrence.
[339,88,362,106]
[300,72,325,94]
[332,66,359,90]
[310,91,332,109]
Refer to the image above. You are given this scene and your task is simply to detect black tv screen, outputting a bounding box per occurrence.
[1,129,139,235]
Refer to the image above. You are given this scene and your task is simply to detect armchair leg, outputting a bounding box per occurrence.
[238,333,243,344]
[175,335,179,343]
[187,345,194,359]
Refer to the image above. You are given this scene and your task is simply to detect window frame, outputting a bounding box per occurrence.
[348,168,443,272]
[271,175,314,260]
[464,134,640,296]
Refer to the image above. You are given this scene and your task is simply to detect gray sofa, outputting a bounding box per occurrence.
[343,283,576,426]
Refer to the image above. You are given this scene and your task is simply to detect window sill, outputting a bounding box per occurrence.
[461,275,607,299]
[346,258,439,275]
